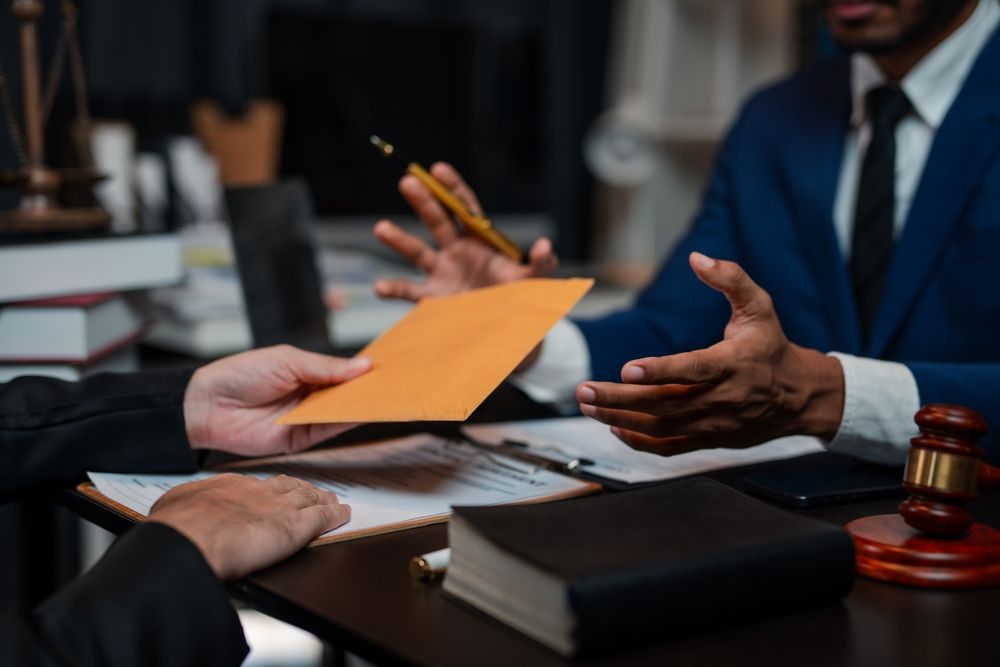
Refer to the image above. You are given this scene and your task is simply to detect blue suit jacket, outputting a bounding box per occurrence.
[576,31,1000,461]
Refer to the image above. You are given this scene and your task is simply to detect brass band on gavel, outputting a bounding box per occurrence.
[904,446,981,498]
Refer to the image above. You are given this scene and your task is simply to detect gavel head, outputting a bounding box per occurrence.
[899,404,988,536]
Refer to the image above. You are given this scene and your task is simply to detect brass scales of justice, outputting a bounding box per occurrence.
[0,0,109,232]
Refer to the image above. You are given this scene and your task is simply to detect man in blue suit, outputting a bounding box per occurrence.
[373,0,1000,464]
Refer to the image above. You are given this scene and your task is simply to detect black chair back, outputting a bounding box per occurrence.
[225,179,334,353]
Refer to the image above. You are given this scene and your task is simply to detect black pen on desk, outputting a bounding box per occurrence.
[369,135,523,262]
[502,439,595,472]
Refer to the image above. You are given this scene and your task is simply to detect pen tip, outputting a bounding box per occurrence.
[369,135,394,157]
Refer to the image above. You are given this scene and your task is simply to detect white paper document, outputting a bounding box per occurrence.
[463,417,826,484]
[88,434,595,542]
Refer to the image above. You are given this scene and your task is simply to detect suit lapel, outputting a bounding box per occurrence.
[868,31,1000,357]
[788,58,863,353]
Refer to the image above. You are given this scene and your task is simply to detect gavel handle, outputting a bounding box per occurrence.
[982,464,1000,487]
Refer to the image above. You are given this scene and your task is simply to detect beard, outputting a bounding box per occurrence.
[823,0,974,54]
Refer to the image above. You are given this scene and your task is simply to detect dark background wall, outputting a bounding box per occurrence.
[1,0,612,260]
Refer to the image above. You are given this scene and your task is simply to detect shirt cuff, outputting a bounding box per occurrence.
[826,352,920,465]
[509,319,591,414]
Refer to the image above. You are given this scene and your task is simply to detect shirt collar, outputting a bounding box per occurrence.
[849,0,1000,129]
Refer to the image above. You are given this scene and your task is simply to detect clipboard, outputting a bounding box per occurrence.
[75,481,471,547]
[458,432,637,492]
[79,435,602,547]
[461,418,829,490]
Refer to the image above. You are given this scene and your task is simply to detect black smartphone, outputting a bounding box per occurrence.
[744,463,906,508]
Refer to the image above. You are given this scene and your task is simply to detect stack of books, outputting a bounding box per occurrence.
[144,221,412,357]
[0,233,182,381]
[0,292,145,382]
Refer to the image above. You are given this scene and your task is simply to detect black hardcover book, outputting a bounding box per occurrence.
[444,477,855,656]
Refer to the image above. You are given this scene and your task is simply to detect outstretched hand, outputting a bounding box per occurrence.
[183,345,371,457]
[373,162,558,301]
[149,473,350,581]
[576,253,845,456]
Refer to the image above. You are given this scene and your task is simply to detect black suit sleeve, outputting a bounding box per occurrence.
[0,369,201,495]
[1,522,249,667]
[1,370,249,666]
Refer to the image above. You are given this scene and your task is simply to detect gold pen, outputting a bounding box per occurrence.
[370,135,523,262]
[409,547,450,581]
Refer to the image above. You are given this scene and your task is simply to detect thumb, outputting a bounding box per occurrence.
[273,346,372,387]
[688,252,769,318]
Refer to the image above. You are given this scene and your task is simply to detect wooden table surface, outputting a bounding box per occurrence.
[65,450,1000,667]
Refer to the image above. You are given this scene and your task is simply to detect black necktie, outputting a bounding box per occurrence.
[850,85,911,339]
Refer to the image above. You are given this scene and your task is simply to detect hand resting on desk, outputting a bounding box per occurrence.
[148,473,350,580]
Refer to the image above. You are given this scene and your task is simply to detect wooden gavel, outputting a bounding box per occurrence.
[899,404,1000,536]
[846,403,1000,588]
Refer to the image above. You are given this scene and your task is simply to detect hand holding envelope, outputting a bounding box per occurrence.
[280,278,593,424]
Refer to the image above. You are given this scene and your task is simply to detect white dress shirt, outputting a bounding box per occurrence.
[512,0,1000,464]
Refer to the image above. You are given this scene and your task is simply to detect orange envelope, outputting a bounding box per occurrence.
[279,278,593,424]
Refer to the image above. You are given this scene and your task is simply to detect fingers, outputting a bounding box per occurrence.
[371,216,440,300]
[579,403,665,435]
[286,483,331,509]
[399,174,460,248]
[577,380,700,413]
[266,473,332,497]
[291,422,361,453]
[578,402,715,440]
[373,219,438,273]
[527,237,559,277]
[429,162,484,217]
[608,428,712,457]
[619,349,728,386]
[373,278,430,302]
[269,345,372,387]
[266,473,300,494]
[282,422,362,455]
[688,252,772,318]
[241,474,344,514]
[301,502,352,536]
[274,478,350,542]
[398,162,485,250]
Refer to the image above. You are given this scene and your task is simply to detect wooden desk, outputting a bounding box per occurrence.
[64,454,1000,667]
